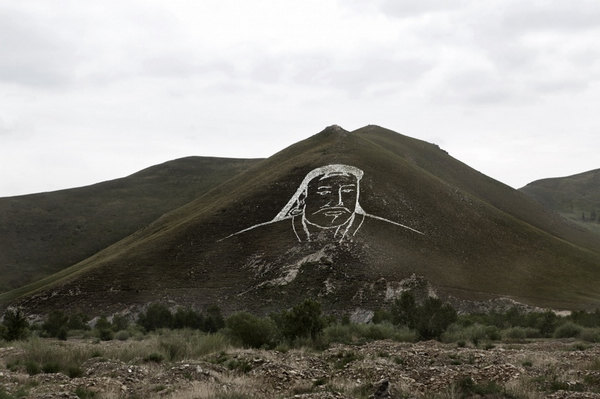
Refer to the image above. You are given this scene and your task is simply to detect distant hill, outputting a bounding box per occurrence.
[0,157,262,293]
[520,169,600,236]
[3,126,600,314]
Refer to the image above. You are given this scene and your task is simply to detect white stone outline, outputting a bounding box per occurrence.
[221,164,425,241]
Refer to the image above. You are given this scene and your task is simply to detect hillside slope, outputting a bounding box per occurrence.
[0,157,261,292]
[520,169,600,236]
[4,126,600,314]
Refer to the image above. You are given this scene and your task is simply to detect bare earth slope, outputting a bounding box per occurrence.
[3,126,600,313]
[0,157,261,293]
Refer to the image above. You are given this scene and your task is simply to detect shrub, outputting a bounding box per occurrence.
[389,293,456,340]
[554,322,583,338]
[415,297,457,340]
[137,303,174,331]
[115,330,130,341]
[503,326,540,340]
[98,328,113,341]
[1,308,29,341]
[204,305,225,333]
[390,292,418,327]
[226,312,278,348]
[173,307,204,330]
[441,323,501,345]
[42,311,69,337]
[580,328,600,343]
[111,314,129,332]
[66,313,90,331]
[25,360,41,375]
[275,299,325,341]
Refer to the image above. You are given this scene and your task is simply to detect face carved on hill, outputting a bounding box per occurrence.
[223,164,425,243]
[304,173,358,228]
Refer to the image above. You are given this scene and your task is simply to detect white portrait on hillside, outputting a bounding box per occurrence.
[223,164,424,242]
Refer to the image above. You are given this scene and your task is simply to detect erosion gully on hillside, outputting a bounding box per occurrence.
[2,339,600,398]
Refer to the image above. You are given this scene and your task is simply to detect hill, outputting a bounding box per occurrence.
[3,125,600,314]
[0,157,261,293]
[520,169,600,236]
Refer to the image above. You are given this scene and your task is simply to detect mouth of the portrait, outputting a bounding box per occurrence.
[313,206,352,217]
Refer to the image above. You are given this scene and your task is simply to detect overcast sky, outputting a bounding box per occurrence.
[1,0,599,197]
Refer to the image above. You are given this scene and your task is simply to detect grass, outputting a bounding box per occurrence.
[323,322,416,345]
[5,330,231,377]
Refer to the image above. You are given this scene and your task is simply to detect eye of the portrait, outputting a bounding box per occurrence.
[341,188,354,193]
[317,190,331,195]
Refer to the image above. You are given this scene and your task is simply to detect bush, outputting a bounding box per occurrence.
[226,312,278,348]
[204,305,225,333]
[581,328,600,343]
[415,297,457,340]
[115,330,130,341]
[275,299,325,341]
[1,308,29,341]
[441,323,499,344]
[111,314,129,332]
[503,326,541,340]
[66,313,90,331]
[554,322,583,338]
[173,307,204,330]
[389,294,456,340]
[42,311,69,338]
[137,303,174,331]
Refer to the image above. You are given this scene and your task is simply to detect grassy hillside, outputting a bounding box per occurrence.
[0,157,261,292]
[3,126,600,313]
[520,169,600,236]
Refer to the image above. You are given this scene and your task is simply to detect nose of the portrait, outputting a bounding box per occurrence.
[337,189,344,206]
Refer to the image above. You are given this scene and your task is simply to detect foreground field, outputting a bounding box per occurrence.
[2,334,600,399]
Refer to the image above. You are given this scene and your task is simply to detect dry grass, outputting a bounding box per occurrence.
[504,377,543,399]
[7,330,231,375]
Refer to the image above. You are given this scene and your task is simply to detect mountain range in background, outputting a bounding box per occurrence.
[1,125,599,316]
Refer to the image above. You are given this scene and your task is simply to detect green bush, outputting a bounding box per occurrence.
[441,323,500,344]
[388,293,456,340]
[275,299,325,341]
[173,307,204,330]
[1,308,29,341]
[204,305,225,333]
[66,313,90,331]
[554,322,583,338]
[580,328,600,343]
[226,312,278,348]
[42,311,69,338]
[415,297,457,340]
[115,330,130,341]
[137,303,174,331]
[111,314,129,332]
[503,326,541,340]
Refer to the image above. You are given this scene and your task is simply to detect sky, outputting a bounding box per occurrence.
[1,0,599,197]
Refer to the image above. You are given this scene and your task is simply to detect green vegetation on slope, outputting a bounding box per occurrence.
[520,168,600,236]
[0,156,261,293]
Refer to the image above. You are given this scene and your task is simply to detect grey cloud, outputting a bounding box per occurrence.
[502,1,600,32]
[379,0,467,17]
[434,69,525,105]
[291,54,432,94]
[0,8,76,87]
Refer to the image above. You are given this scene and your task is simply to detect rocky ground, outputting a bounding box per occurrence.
[2,338,600,398]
